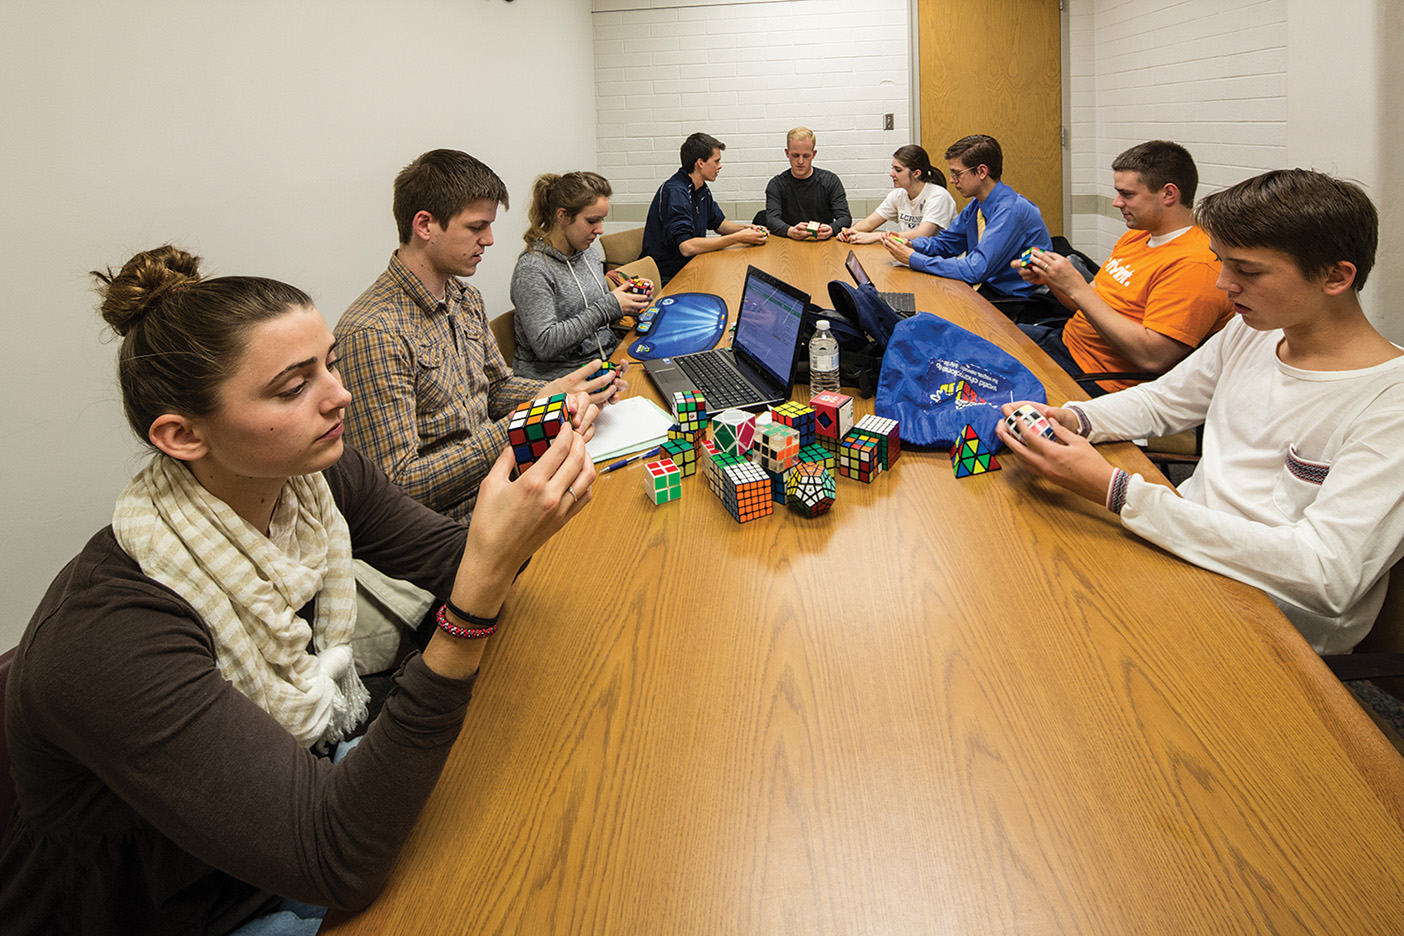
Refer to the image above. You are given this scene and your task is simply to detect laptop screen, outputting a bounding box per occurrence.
[733,266,808,388]
[845,250,872,287]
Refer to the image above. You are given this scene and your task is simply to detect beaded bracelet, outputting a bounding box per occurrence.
[1106,468,1131,516]
[436,603,498,640]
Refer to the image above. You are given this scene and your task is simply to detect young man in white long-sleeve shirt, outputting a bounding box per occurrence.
[996,169,1404,654]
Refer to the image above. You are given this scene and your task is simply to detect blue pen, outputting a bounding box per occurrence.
[601,446,661,474]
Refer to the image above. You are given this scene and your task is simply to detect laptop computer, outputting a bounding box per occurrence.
[845,250,917,316]
[643,265,808,412]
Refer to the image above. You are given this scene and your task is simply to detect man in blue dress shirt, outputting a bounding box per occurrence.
[642,132,767,284]
[883,134,1051,300]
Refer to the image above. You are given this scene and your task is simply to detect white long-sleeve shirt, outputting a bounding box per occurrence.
[1070,317,1404,653]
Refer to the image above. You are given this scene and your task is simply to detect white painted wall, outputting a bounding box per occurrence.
[592,0,912,215]
[1068,0,1403,341]
[0,0,598,650]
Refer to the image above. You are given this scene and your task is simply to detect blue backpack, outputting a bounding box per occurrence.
[875,313,1047,450]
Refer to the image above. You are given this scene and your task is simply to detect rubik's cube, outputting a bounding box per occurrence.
[671,390,708,433]
[854,414,901,470]
[716,460,773,523]
[507,393,569,471]
[660,438,698,477]
[805,221,820,240]
[951,424,1001,478]
[643,457,682,505]
[786,460,835,517]
[1019,247,1041,269]
[838,430,882,483]
[711,408,756,458]
[589,360,619,383]
[797,442,836,475]
[810,391,854,445]
[754,422,799,474]
[771,400,816,447]
[667,422,703,447]
[764,466,792,504]
[704,449,746,496]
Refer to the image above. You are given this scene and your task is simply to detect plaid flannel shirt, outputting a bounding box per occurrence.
[335,253,544,523]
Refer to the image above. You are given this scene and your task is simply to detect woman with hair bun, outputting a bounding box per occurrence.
[0,245,594,935]
[510,171,649,379]
[839,144,957,243]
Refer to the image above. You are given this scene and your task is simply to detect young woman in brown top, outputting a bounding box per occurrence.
[0,245,595,935]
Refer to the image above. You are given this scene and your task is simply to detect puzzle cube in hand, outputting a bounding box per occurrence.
[507,393,570,472]
[854,414,900,470]
[717,460,773,523]
[660,438,698,477]
[950,424,1001,478]
[589,360,619,383]
[755,422,799,474]
[838,430,882,483]
[671,390,708,433]
[809,391,853,443]
[711,408,756,458]
[786,460,835,517]
[771,400,816,447]
[643,457,682,505]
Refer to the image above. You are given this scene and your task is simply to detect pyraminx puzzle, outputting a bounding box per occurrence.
[951,424,1001,478]
[507,393,570,472]
[643,457,682,504]
[786,460,835,517]
[854,414,900,470]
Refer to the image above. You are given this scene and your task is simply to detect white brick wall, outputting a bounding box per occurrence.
[1068,0,1288,261]
[593,0,912,219]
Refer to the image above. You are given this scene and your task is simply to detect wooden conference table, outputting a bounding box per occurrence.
[325,239,1404,934]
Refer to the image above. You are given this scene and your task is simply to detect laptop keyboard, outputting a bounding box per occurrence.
[675,351,758,409]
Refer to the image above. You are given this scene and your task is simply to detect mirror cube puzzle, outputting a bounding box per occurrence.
[712,408,756,458]
[643,457,682,505]
[717,460,773,523]
[671,390,708,433]
[838,430,882,482]
[786,460,836,517]
[770,400,816,447]
[809,391,854,443]
[508,393,570,472]
[660,438,698,477]
[951,424,1001,478]
[854,414,900,469]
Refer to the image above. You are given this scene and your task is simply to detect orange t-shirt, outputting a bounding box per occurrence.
[1063,226,1232,393]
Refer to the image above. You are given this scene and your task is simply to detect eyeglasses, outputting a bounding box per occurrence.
[949,166,979,182]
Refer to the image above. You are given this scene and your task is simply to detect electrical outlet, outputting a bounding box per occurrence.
[883,113,894,131]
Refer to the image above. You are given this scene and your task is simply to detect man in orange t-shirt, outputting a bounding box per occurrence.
[1013,141,1232,394]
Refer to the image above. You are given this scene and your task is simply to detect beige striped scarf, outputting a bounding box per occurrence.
[113,455,367,750]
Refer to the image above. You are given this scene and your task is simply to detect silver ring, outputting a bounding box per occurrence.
[566,486,577,501]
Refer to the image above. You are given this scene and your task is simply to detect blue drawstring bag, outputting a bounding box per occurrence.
[827,280,902,351]
[875,313,1046,450]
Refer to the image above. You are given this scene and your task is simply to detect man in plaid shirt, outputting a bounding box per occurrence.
[336,150,619,523]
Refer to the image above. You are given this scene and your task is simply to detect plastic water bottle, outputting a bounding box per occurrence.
[809,319,840,396]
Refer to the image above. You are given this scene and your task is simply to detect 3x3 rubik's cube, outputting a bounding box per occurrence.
[507,393,571,472]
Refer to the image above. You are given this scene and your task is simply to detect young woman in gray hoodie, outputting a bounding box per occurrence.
[510,172,651,380]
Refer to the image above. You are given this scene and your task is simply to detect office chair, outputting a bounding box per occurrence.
[598,226,645,272]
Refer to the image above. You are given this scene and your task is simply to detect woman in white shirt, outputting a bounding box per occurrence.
[839,145,958,244]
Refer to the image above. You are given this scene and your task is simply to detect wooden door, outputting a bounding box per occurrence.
[917,0,1063,235]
